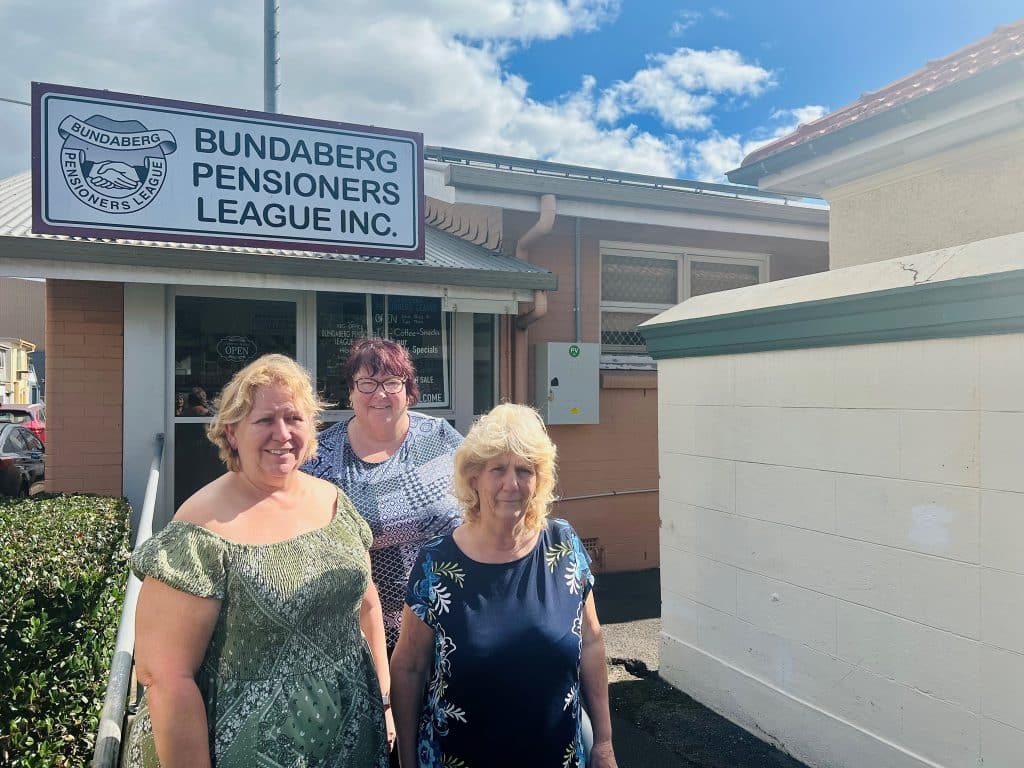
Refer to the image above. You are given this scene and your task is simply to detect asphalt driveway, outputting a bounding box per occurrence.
[595,569,810,768]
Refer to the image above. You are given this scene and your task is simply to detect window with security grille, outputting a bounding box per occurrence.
[600,247,766,357]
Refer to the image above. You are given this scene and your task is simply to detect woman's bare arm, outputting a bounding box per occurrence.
[134,578,221,768]
[390,606,434,768]
[581,593,619,768]
[359,554,395,750]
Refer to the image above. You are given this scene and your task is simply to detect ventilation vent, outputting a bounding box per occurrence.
[580,537,605,573]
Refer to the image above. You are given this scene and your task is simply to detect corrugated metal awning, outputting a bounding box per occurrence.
[0,172,556,291]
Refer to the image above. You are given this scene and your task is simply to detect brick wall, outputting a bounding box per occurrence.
[550,382,660,572]
[44,280,124,495]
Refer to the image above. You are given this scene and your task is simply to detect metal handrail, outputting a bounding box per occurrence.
[92,433,164,768]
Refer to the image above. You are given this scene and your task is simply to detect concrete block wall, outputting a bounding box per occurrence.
[44,280,124,496]
[658,334,1024,768]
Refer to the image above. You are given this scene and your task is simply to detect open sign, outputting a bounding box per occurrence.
[216,336,258,363]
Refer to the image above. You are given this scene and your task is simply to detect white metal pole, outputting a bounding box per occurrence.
[264,0,279,112]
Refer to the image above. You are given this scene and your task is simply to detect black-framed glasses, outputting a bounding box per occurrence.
[354,377,406,394]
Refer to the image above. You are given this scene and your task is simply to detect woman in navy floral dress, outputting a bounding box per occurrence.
[391,404,618,768]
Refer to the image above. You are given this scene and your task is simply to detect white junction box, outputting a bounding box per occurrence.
[534,342,599,425]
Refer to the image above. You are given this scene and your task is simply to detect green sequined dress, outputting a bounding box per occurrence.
[121,494,388,768]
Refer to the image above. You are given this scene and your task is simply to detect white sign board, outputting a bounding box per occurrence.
[32,82,425,258]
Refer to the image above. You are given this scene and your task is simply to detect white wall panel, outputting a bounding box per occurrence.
[658,332,1024,768]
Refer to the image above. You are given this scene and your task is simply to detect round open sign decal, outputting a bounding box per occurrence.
[217,336,258,363]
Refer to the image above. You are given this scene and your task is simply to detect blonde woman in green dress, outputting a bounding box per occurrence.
[122,355,391,768]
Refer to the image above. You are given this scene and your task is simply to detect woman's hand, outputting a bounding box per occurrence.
[589,739,618,768]
[385,706,397,751]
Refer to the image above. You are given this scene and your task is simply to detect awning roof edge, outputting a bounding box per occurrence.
[0,172,557,291]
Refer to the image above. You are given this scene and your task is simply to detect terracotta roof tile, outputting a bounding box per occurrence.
[741,19,1024,168]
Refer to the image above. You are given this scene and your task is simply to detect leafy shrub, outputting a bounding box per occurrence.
[0,495,130,767]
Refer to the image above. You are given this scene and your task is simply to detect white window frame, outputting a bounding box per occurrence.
[599,242,770,366]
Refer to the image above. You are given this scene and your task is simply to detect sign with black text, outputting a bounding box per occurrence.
[32,82,424,258]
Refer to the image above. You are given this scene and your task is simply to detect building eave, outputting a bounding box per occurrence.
[0,233,558,291]
[727,57,1024,196]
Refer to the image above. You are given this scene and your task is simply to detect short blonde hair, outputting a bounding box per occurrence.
[206,354,330,473]
[453,403,558,532]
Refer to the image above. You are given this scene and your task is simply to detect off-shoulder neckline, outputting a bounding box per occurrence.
[164,491,344,548]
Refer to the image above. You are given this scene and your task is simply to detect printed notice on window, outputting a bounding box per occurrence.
[378,296,449,408]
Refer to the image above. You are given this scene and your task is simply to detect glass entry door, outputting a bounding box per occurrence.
[173,295,297,509]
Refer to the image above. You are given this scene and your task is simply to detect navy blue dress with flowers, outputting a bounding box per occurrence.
[405,518,594,768]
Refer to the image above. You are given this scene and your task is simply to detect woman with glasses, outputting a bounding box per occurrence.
[303,338,463,663]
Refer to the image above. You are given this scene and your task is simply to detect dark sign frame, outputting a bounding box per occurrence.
[31,82,425,259]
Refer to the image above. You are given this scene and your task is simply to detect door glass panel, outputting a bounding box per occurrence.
[473,315,495,414]
[316,293,451,411]
[316,293,369,409]
[174,295,296,509]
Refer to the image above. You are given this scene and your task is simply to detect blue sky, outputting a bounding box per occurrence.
[0,1,1020,183]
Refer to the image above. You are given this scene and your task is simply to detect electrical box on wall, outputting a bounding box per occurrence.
[534,342,599,425]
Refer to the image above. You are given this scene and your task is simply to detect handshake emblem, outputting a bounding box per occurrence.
[57,113,177,214]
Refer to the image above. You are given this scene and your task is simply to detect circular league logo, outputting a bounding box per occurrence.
[57,114,177,214]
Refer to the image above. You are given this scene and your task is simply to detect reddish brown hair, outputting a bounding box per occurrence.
[342,337,420,406]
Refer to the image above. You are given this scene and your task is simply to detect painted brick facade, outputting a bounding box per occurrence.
[44,280,123,495]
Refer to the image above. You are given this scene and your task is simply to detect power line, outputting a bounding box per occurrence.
[0,96,30,107]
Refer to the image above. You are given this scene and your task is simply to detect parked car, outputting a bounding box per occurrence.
[0,424,45,497]
[0,403,45,444]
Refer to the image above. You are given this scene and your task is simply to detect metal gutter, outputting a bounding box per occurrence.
[427,145,811,203]
[442,164,828,225]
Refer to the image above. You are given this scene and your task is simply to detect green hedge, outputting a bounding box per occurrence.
[0,495,130,768]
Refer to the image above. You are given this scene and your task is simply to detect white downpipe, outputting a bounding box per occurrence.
[513,194,556,402]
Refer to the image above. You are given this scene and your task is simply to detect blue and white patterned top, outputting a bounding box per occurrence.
[406,518,594,768]
[303,411,463,650]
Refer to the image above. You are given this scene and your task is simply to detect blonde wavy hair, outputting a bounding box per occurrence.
[206,354,331,473]
[453,403,558,532]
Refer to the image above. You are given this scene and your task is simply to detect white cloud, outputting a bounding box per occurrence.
[688,103,831,181]
[771,104,829,127]
[597,48,775,131]
[670,10,702,36]
[0,0,806,185]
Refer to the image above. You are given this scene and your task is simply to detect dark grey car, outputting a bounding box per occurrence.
[0,424,44,497]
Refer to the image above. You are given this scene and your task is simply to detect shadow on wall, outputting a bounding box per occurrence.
[593,568,661,624]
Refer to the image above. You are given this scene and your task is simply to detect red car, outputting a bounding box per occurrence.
[0,404,45,444]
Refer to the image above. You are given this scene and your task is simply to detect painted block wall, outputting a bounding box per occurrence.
[44,279,124,496]
[658,334,1024,768]
[829,131,1024,270]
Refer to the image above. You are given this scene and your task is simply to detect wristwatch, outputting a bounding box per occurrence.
[382,693,391,709]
